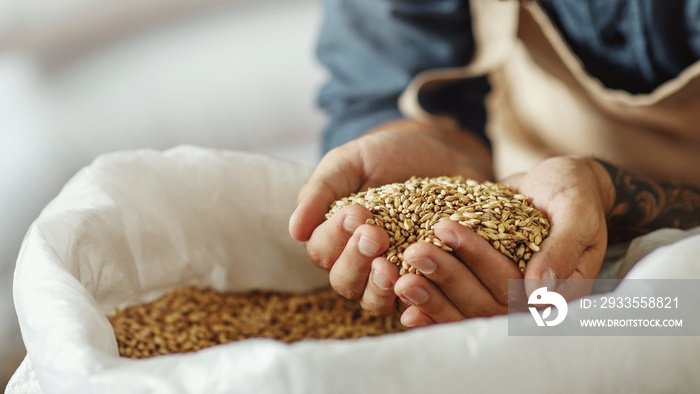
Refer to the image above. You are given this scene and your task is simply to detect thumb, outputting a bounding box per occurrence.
[522,212,605,301]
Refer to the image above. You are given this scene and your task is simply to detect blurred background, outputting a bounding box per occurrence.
[0,0,325,389]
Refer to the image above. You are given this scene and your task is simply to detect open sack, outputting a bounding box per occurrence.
[8,146,700,393]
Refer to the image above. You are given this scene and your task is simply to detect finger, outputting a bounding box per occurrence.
[289,147,362,242]
[394,273,466,324]
[305,205,373,270]
[359,257,400,316]
[433,221,523,305]
[402,242,510,315]
[329,223,390,299]
[400,306,436,328]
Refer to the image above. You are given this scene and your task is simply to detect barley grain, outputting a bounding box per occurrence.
[326,176,550,275]
[109,286,405,359]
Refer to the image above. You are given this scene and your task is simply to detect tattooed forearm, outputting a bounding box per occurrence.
[595,159,700,243]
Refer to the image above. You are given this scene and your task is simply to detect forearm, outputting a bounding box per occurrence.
[595,159,700,243]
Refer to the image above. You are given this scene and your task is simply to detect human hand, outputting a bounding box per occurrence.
[394,156,615,327]
[288,118,493,315]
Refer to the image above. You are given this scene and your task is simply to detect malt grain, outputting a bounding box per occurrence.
[108,286,406,359]
[326,176,550,275]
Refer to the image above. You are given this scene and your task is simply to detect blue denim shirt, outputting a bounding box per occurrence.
[316,0,700,153]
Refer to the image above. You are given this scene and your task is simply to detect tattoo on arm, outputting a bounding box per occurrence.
[595,159,700,243]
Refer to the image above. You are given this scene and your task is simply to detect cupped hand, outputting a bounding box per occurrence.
[396,156,615,327]
[289,119,493,315]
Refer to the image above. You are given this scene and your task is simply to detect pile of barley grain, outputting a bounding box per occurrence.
[108,286,405,359]
[326,176,550,275]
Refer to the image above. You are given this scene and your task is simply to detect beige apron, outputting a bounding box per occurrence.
[400,1,700,183]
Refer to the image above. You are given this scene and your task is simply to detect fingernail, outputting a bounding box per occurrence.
[406,256,436,275]
[343,215,365,233]
[400,287,429,306]
[400,314,416,327]
[540,268,557,291]
[358,235,381,257]
[372,271,392,290]
[400,314,429,328]
[434,227,460,249]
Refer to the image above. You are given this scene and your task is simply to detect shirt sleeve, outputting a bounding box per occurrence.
[316,0,481,153]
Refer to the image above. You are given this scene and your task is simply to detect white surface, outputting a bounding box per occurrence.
[0,0,232,55]
[0,0,326,389]
[7,147,700,394]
